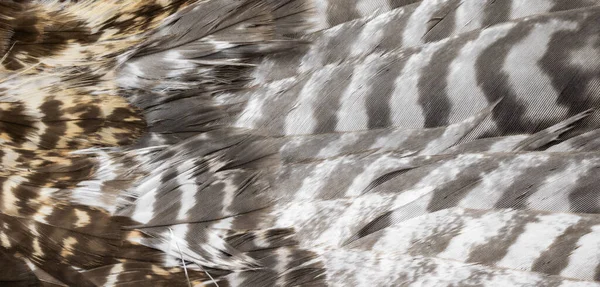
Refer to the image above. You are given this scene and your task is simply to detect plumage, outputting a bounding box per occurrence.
[2,0,600,286]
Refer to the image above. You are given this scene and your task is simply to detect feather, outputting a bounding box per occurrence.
[3,0,600,286]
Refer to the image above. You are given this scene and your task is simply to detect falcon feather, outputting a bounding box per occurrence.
[1,0,600,286]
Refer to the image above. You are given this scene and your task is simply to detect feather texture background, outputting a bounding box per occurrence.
[1,0,600,286]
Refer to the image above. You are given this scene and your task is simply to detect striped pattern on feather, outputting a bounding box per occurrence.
[1,0,600,286]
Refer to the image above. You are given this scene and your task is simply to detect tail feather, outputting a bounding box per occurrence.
[277,100,497,163]
[349,208,600,282]
[447,109,595,153]
[230,6,600,139]
[320,248,600,286]
[250,0,600,86]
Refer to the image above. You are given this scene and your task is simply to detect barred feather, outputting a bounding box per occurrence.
[2,0,600,286]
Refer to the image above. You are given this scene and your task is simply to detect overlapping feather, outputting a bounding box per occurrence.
[2,0,600,286]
